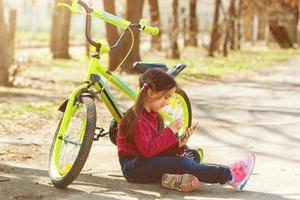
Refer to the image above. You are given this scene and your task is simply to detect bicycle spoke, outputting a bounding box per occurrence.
[57,104,87,175]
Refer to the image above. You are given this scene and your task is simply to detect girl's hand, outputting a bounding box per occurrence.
[168,119,182,134]
[179,128,193,148]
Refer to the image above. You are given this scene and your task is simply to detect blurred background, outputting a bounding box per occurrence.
[1,0,300,120]
[1,2,300,199]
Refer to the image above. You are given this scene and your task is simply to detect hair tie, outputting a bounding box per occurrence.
[142,82,149,89]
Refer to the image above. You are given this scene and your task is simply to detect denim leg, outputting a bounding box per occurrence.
[120,156,231,184]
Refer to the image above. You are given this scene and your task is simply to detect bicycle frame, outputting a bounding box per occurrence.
[56,0,188,140]
[50,1,192,184]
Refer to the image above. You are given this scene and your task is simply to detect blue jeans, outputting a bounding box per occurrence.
[119,156,232,184]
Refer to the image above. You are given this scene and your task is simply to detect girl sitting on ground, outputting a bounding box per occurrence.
[117,69,255,192]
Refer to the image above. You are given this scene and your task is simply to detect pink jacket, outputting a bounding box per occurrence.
[117,109,184,158]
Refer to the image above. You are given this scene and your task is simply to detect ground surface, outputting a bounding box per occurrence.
[0,57,300,200]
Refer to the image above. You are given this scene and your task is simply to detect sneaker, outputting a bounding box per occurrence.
[228,153,255,191]
[181,147,204,163]
[162,174,200,192]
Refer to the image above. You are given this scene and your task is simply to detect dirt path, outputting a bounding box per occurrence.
[1,57,300,200]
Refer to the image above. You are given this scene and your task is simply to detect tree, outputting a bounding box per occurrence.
[240,0,299,47]
[103,0,144,73]
[0,0,9,86]
[0,1,16,86]
[148,0,162,50]
[121,0,144,73]
[50,0,71,59]
[170,0,180,59]
[187,0,198,46]
[181,8,189,47]
[103,0,123,71]
[208,0,221,57]
[237,0,242,49]
[228,0,236,50]
[297,0,300,44]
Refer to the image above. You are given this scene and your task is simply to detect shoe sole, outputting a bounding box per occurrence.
[162,174,200,192]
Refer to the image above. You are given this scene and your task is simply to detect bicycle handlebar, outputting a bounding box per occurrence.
[59,0,159,34]
[77,1,101,52]
[139,19,159,36]
[58,0,160,52]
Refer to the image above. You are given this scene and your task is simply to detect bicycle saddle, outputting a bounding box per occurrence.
[133,62,168,73]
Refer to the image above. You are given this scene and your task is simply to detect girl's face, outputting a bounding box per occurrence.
[144,87,176,113]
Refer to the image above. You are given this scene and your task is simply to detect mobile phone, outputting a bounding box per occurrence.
[191,122,199,131]
[179,122,198,141]
[179,133,186,141]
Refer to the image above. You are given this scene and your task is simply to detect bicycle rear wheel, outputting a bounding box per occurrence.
[162,87,192,137]
[49,96,96,188]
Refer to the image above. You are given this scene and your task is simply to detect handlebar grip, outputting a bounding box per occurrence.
[57,3,81,13]
[144,25,159,36]
[139,19,159,36]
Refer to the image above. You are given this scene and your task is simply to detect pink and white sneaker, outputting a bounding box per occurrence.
[162,174,200,192]
[228,153,255,191]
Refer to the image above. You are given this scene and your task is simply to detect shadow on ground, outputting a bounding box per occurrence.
[0,163,294,200]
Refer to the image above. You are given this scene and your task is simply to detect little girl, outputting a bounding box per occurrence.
[117,69,255,192]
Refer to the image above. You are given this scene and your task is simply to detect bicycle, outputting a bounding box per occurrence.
[49,0,193,189]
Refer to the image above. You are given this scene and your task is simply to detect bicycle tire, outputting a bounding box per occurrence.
[175,87,192,128]
[49,97,96,188]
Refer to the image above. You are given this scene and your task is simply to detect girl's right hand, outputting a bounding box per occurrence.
[179,127,193,148]
[168,119,182,134]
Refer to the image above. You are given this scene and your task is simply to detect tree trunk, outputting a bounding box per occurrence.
[8,9,16,66]
[103,0,123,71]
[223,29,229,57]
[0,0,10,86]
[171,0,180,59]
[269,19,294,48]
[183,17,189,46]
[237,0,242,50]
[187,0,198,46]
[208,0,221,57]
[50,0,71,59]
[258,13,267,41]
[252,14,259,45]
[297,0,300,44]
[149,0,162,50]
[117,0,144,73]
[228,0,236,50]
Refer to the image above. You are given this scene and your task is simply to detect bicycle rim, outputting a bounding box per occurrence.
[163,92,190,136]
[50,102,88,179]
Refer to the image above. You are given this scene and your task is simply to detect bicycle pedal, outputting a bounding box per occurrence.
[94,127,108,141]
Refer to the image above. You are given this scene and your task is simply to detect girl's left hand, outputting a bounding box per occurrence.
[179,128,193,148]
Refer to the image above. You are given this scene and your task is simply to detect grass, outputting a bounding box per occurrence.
[0,101,60,119]
[144,47,300,80]
[16,31,50,42]
[0,86,62,120]
[1,46,299,119]
[16,31,85,43]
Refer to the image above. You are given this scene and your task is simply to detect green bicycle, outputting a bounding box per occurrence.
[49,0,193,188]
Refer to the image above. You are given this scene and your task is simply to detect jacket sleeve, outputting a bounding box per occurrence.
[133,119,178,158]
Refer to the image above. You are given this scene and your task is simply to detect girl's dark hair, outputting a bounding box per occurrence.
[120,69,177,142]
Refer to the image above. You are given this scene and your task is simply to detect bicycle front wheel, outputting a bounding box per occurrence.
[162,87,192,137]
[49,96,96,188]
